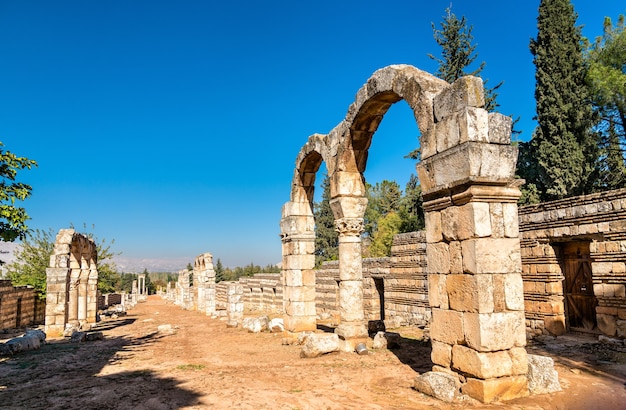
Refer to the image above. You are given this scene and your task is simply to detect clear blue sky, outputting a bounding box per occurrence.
[1,1,623,270]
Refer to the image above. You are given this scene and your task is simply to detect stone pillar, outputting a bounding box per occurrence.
[280,200,317,335]
[194,252,216,316]
[87,262,98,324]
[416,77,528,403]
[331,193,369,349]
[226,282,243,327]
[132,280,138,304]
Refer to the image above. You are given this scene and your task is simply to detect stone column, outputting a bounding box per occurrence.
[416,77,528,403]
[132,280,138,304]
[67,278,79,328]
[280,200,317,335]
[87,262,98,324]
[226,282,243,327]
[330,194,369,349]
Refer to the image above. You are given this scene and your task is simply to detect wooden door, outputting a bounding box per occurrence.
[560,242,598,332]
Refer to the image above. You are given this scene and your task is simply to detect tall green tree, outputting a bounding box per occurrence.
[399,174,425,233]
[364,180,402,237]
[6,228,54,299]
[428,7,502,111]
[215,258,226,283]
[314,174,338,266]
[0,142,37,245]
[586,15,626,190]
[521,0,599,201]
[368,212,403,257]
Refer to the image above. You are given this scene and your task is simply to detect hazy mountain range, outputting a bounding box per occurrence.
[0,242,190,273]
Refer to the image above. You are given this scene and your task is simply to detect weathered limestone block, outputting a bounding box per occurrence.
[426,242,450,274]
[414,371,460,403]
[433,76,485,121]
[300,333,340,358]
[597,314,617,336]
[458,202,492,239]
[425,211,443,243]
[430,308,464,345]
[527,354,561,394]
[463,311,526,352]
[269,318,284,333]
[446,274,494,313]
[452,345,513,379]
[462,376,529,403]
[488,112,513,144]
[461,238,522,274]
[372,331,401,349]
[431,340,453,367]
[428,274,449,309]
[242,316,269,333]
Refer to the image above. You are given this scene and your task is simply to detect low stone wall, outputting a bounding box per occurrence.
[240,273,282,313]
[519,188,626,338]
[0,280,42,330]
[314,232,429,329]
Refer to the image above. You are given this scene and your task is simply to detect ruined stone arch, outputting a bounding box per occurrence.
[45,229,98,336]
[283,64,529,402]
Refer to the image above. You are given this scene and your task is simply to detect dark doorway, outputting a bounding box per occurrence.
[373,277,385,320]
[558,241,598,333]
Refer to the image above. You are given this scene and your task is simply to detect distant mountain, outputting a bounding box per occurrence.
[112,255,192,273]
[0,242,20,266]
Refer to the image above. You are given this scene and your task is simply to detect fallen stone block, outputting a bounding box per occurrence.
[372,331,401,349]
[414,371,460,403]
[86,331,104,341]
[157,324,175,334]
[242,316,269,333]
[24,329,46,343]
[300,333,340,358]
[70,331,87,343]
[527,354,561,394]
[269,318,284,333]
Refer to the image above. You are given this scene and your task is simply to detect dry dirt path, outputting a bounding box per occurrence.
[1,295,625,409]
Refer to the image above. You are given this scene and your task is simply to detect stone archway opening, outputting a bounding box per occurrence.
[284,65,528,403]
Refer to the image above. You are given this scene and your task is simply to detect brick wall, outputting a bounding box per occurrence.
[0,280,42,330]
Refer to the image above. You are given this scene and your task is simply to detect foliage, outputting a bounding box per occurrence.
[368,212,403,257]
[0,142,37,245]
[364,180,402,236]
[6,229,54,299]
[521,0,599,201]
[585,15,626,190]
[7,225,120,298]
[219,262,280,282]
[313,174,338,266]
[215,258,226,283]
[428,7,503,111]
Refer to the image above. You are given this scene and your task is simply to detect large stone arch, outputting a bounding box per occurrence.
[45,229,98,336]
[284,65,527,402]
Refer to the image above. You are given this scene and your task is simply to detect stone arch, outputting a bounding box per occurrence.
[283,64,528,402]
[45,229,98,336]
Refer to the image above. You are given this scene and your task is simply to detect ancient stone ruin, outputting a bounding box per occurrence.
[44,229,98,336]
[0,280,43,329]
[281,65,527,402]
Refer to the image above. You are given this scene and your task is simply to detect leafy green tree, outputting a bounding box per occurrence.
[314,174,338,266]
[521,0,599,201]
[0,142,37,245]
[369,212,403,257]
[585,15,626,190]
[364,180,402,236]
[428,7,502,111]
[6,228,54,299]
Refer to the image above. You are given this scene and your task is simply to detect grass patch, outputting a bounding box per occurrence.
[175,364,206,371]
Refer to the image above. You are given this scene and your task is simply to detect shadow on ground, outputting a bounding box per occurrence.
[0,317,202,409]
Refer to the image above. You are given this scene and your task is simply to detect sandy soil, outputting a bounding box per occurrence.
[1,295,625,410]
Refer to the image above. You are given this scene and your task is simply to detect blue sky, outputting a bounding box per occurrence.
[1,1,623,270]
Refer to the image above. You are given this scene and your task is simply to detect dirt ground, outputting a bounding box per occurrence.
[1,296,625,410]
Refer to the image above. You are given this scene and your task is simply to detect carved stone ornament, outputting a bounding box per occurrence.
[335,218,364,236]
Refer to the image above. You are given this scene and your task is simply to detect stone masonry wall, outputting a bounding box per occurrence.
[519,188,626,338]
[0,280,41,330]
[314,232,429,329]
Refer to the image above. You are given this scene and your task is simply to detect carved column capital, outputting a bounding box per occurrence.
[335,217,364,237]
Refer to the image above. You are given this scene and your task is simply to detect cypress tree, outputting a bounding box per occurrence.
[428,7,502,111]
[524,0,598,200]
[313,174,338,266]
